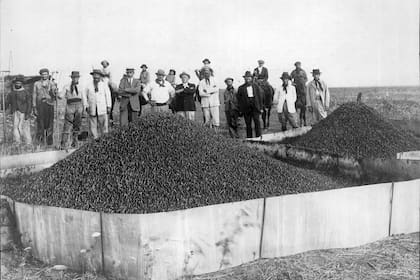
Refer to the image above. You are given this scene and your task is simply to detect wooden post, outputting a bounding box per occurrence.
[388,182,395,236]
[258,197,266,259]
[99,211,105,275]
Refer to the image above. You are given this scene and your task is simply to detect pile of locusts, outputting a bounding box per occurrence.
[293,102,420,159]
[1,113,352,214]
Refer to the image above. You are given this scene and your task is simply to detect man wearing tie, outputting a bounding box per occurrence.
[118,68,142,125]
[306,69,330,123]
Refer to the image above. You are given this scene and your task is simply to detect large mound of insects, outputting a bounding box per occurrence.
[2,113,353,213]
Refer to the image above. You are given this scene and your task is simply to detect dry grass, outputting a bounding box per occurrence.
[193,233,419,280]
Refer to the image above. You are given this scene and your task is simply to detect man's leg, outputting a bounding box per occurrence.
[202,107,211,126]
[98,114,107,136]
[36,103,46,144]
[12,111,21,144]
[89,115,98,139]
[231,111,239,138]
[186,111,195,121]
[176,111,185,118]
[287,112,299,129]
[225,111,234,137]
[120,107,128,126]
[46,104,54,145]
[22,115,32,145]
[243,112,253,138]
[72,104,83,147]
[261,108,267,129]
[252,110,262,137]
[210,106,220,127]
[109,89,116,121]
[61,106,74,149]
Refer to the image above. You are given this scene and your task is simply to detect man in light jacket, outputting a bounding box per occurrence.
[273,72,298,131]
[83,69,111,139]
[306,69,330,123]
[198,67,220,128]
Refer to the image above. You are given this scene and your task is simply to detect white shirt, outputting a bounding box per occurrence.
[144,80,175,104]
[273,81,297,114]
[246,86,254,97]
[258,66,263,74]
[83,81,112,116]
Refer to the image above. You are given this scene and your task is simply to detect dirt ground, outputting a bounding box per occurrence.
[1,233,418,280]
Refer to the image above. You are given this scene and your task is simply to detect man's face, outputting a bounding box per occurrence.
[245,76,253,84]
[41,72,49,80]
[203,70,211,79]
[313,74,320,80]
[258,62,264,67]
[14,81,23,89]
[225,80,233,87]
[126,71,134,78]
[282,78,290,84]
[295,64,301,69]
[203,61,210,66]
[181,75,189,83]
[157,74,165,81]
[71,77,79,84]
[101,62,108,68]
[141,67,147,71]
[93,74,101,82]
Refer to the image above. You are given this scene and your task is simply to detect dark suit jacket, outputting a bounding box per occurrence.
[253,67,268,81]
[174,83,196,112]
[118,77,142,111]
[237,83,263,114]
[7,88,32,115]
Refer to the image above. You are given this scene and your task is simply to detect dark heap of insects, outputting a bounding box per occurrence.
[2,113,353,214]
[292,102,420,159]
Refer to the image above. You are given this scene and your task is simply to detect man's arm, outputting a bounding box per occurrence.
[32,83,37,108]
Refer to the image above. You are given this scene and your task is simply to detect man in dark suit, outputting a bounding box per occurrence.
[118,68,142,126]
[237,71,263,138]
[253,60,268,82]
[174,72,196,120]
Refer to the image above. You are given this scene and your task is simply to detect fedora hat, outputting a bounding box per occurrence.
[202,58,211,64]
[224,77,234,82]
[257,59,264,64]
[140,64,148,69]
[294,61,301,66]
[243,71,253,78]
[280,72,291,80]
[179,72,190,78]
[90,69,104,76]
[39,68,49,75]
[70,71,80,78]
[126,68,135,72]
[155,69,166,76]
[311,69,321,75]
[13,74,25,83]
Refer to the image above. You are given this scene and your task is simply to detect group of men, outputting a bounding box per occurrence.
[6,58,330,147]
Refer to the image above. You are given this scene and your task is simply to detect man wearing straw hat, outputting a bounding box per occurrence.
[118,67,142,125]
[33,68,57,145]
[83,69,111,139]
[273,72,299,131]
[58,71,83,149]
[143,69,175,113]
[6,75,32,145]
[306,69,330,123]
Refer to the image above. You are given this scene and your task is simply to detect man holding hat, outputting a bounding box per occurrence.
[143,69,175,113]
[198,67,220,128]
[253,60,268,82]
[237,71,264,138]
[174,72,196,120]
[118,68,142,125]
[306,69,330,123]
[58,71,83,148]
[83,69,112,139]
[195,58,214,80]
[6,75,32,145]
[273,72,299,131]
[291,61,308,126]
[223,77,239,138]
[33,68,57,145]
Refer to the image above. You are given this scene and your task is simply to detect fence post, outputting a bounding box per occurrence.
[99,211,105,275]
[258,197,267,259]
[388,182,395,236]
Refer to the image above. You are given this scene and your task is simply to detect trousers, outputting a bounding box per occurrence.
[61,102,83,148]
[89,114,108,139]
[312,99,327,123]
[36,102,54,145]
[151,104,169,113]
[278,102,298,131]
[202,106,220,127]
[120,102,139,126]
[176,111,195,121]
[13,111,32,144]
[225,110,239,138]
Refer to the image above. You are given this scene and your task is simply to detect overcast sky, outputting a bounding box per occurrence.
[0,0,418,88]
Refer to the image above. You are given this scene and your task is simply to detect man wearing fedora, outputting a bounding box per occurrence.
[198,67,220,128]
[237,71,263,138]
[306,69,330,123]
[253,60,268,82]
[83,69,112,139]
[174,72,196,121]
[6,75,32,145]
[118,68,142,125]
[58,71,83,149]
[273,72,299,131]
[223,77,239,138]
[143,69,175,113]
[291,61,308,126]
[33,68,57,145]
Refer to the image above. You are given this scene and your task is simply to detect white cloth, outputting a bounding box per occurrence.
[273,81,297,114]
[198,77,220,108]
[144,80,175,104]
[246,86,254,97]
[83,81,112,116]
[203,106,220,127]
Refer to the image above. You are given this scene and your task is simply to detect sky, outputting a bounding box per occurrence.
[0,0,418,89]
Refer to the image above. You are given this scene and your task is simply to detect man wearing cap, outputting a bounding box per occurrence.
[118,68,142,125]
[290,61,308,126]
[58,71,83,148]
[101,60,118,125]
[237,71,264,138]
[33,68,57,145]
[198,67,220,128]
[143,69,175,113]
[273,72,299,131]
[83,69,112,139]
[223,77,239,138]
[174,72,196,120]
[253,60,268,82]
[195,58,214,80]
[306,69,330,123]
[6,75,32,145]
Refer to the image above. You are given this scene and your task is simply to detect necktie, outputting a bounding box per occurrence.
[205,78,210,85]
[283,83,288,94]
[315,80,323,91]
[94,82,98,92]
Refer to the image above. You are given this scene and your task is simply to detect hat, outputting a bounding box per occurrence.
[311,69,321,75]
[101,60,109,66]
[179,72,190,78]
[280,72,291,80]
[243,71,253,78]
[169,69,176,75]
[126,68,135,72]
[155,69,166,76]
[39,68,49,75]
[70,71,80,78]
[202,58,211,64]
[13,75,25,83]
[258,59,264,64]
[90,69,104,76]
[294,61,301,66]
[140,64,148,69]
[224,77,234,82]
